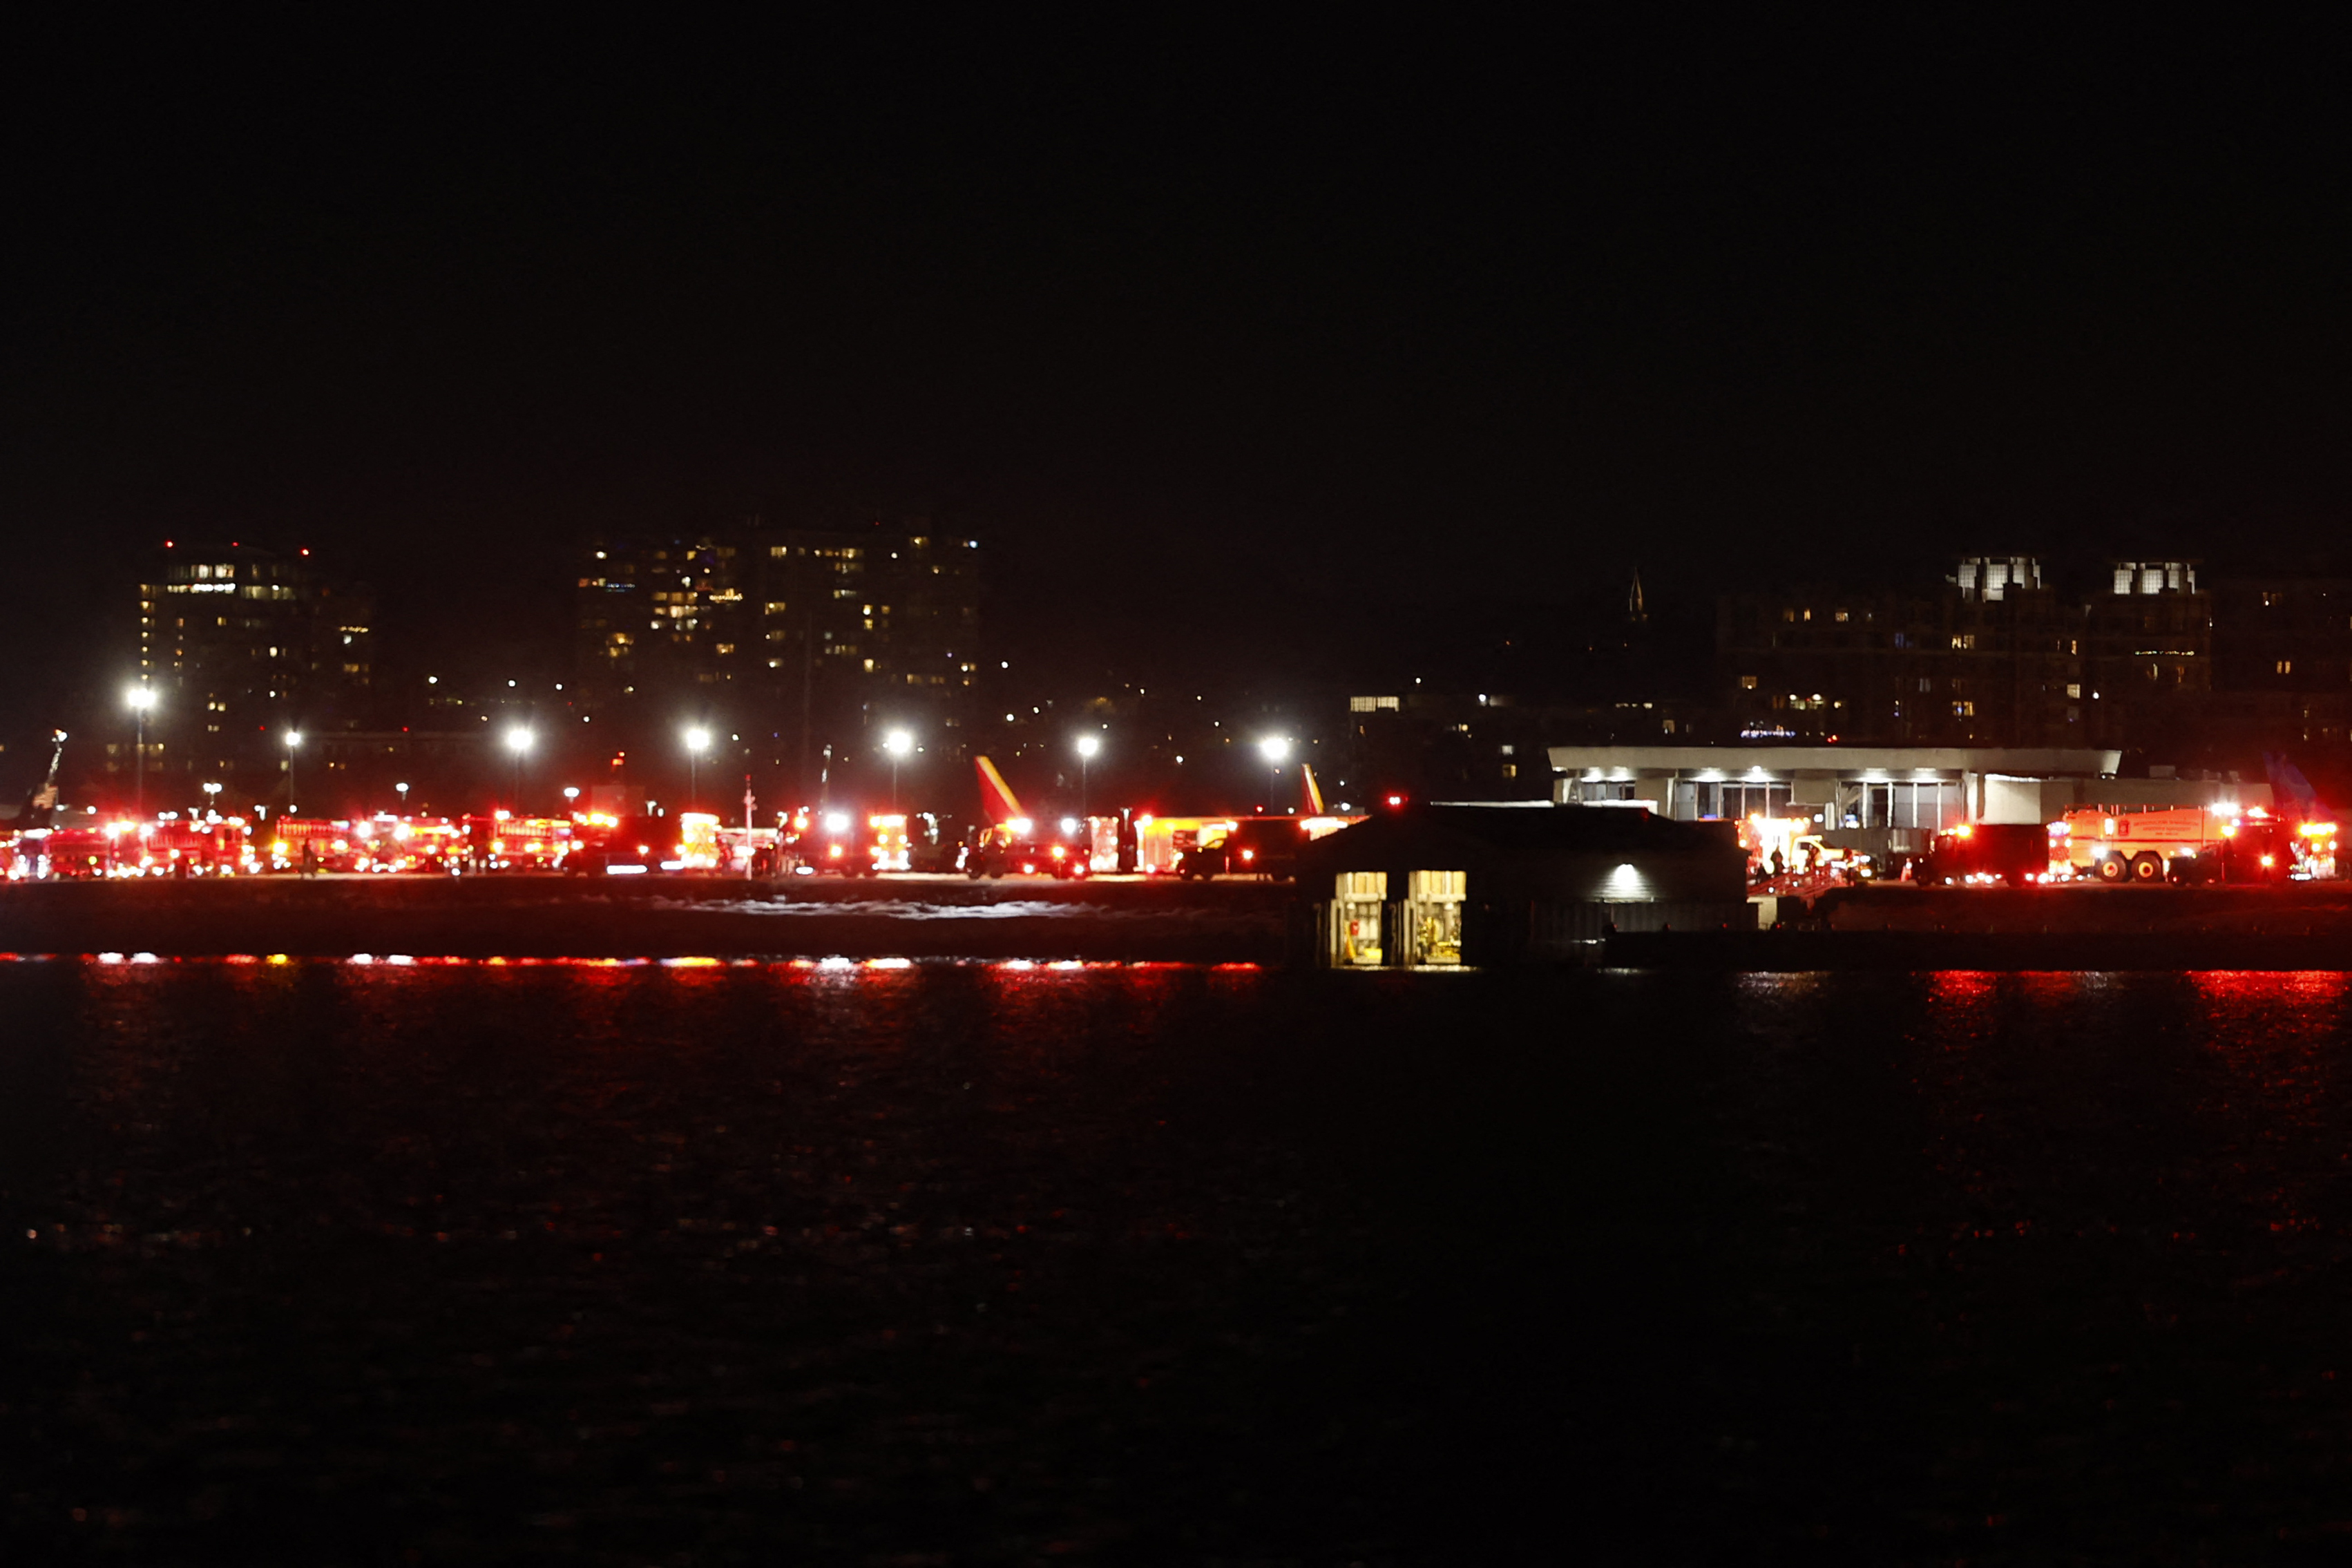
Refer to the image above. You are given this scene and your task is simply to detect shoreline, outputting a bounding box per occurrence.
[19,877,2352,970]
[0,875,1294,963]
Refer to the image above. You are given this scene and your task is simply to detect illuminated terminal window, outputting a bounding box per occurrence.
[1331,872,1385,966]
[1348,696,1400,712]
[1406,870,1464,966]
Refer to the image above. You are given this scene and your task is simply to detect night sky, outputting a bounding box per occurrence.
[8,19,2352,749]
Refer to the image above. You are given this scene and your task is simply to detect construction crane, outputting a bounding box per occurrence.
[20,729,66,830]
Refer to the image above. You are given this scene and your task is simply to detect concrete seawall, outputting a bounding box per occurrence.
[1617,883,2352,968]
[0,876,1294,962]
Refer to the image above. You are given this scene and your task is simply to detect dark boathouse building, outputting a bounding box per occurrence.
[1294,804,1751,968]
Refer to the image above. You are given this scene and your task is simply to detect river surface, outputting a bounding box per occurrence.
[6,960,2352,1562]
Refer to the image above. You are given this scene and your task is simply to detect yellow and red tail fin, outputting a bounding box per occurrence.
[1301,763,1326,815]
[974,756,1025,823]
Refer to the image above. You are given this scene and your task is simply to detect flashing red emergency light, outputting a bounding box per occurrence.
[1386,794,1406,808]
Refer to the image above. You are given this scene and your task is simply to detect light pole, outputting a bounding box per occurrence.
[685,728,711,810]
[1258,736,1292,813]
[202,781,222,819]
[1075,732,1100,819]
[884,729,913,810]
[126,686,154,819]
[506,727,533,812]
[285,730,302,816]
[563,786,580,817]
[396,781,410,814]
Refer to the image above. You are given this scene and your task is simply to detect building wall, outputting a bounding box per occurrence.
[1717,559,2207,752]
[575,527,979,718]
[130,542,374,805]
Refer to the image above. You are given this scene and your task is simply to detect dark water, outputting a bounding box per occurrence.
[7,962,2352,1562]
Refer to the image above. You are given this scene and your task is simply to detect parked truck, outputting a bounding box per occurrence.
[2052,807,2330,883]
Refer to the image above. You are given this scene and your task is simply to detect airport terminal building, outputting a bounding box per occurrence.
[1545,745,2270,859]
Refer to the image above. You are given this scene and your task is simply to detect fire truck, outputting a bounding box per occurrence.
[1920,822,2048,885]
[144,818,253,874]
[963,819,1093,879]
[464,813,580,871]
[562,812,717,874]
[2053,807,2336,883]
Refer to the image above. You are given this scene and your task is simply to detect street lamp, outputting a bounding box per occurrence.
[884,729,913,810]
[396,781,410,814]
[126,686,155,819]
[1075,732,1100,818]
[1258,736,1292,813]
[506,727,533,812]
[563,786,580,817]
[684,727,711,810]
[202,781,222,819]
[285,731,302,816]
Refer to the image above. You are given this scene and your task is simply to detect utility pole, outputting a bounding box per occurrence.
[126,687,154,819]
[800,604,815,805]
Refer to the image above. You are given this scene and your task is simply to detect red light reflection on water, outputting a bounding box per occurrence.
[28,953,1256,979]
[1925,971,1998,1011]
[2185,969,2350,1011]
[2177,972,2352,1242]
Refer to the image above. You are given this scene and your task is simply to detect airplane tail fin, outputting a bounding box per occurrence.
[2264,750,2325,820]
[974,756,1025,823]
[1300,763,1326,815]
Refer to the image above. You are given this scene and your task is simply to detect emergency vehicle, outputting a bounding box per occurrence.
[142,818,253,875]
[1920,822,2047,886]
[959,758,1092,879]
[465,814,579,871]
[266,817,355,871]
[562,812,718,874]
[2053,806,2337,883]
[38,824,119,879]
[803,809,880,875]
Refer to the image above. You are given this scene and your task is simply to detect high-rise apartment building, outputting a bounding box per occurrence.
[577,526,979,699]
[574,523,981,790]
[1719,558,2208,752]
[128,542,374,802]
